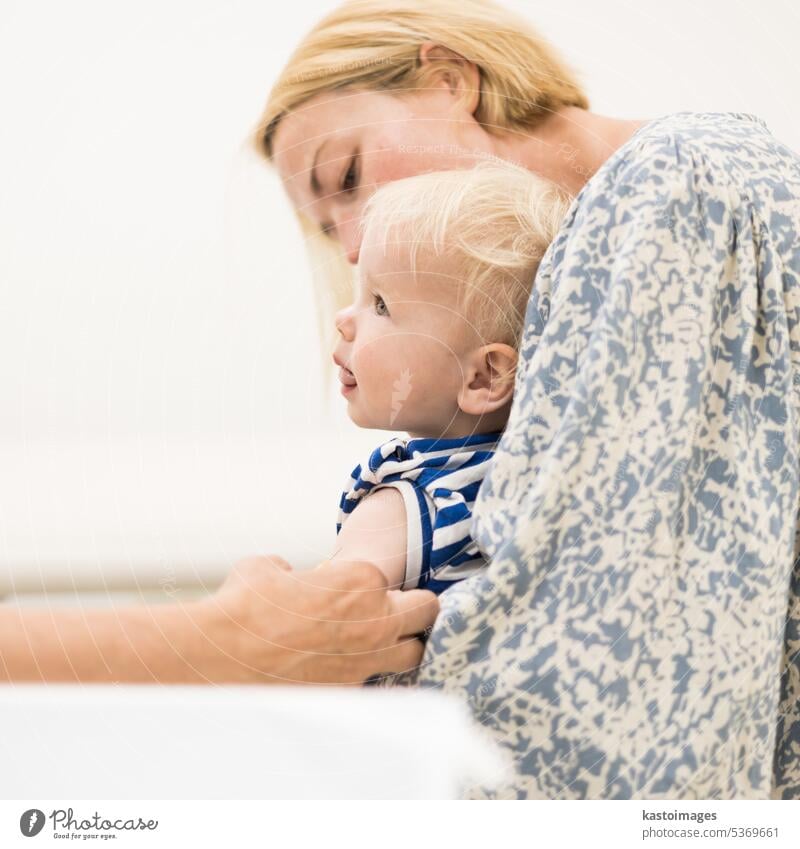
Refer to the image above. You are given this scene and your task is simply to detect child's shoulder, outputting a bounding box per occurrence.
[341,431,504,503]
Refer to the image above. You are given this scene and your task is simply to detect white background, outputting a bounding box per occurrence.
[1,0,798,591]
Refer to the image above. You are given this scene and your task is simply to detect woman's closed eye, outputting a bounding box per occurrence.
[317,153,360,237]
[340,153,359,194]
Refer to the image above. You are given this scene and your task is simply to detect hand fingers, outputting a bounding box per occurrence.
[360,635,427,681]
[235,554,293,578]
[261,554,293,572]
[389,588,439,637]
[299,558,387,593]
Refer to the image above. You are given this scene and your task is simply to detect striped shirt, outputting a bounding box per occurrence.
[336,431,503,594]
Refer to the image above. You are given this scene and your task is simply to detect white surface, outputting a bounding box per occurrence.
[0,433,379,594]
[0,685,508,800]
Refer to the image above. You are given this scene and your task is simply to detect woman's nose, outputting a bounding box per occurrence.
[335,214,363,265]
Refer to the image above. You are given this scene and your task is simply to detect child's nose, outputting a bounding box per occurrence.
[335,305,355,340]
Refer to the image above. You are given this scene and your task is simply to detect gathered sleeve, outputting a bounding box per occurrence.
[337,438,497,593]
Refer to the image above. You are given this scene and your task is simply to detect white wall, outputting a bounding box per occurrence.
[1,0,798,589]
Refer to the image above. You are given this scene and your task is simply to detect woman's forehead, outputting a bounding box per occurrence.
[272,89,386,160]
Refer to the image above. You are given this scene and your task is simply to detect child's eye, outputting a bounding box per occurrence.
[373,294,389,317]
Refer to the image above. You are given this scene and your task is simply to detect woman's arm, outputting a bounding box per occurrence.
[330,488,409,590]
[0,555,438,685]
[0,595,216,683]
[420,123,800,796]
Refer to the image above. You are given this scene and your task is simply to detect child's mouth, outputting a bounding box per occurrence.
[339,366,357,393]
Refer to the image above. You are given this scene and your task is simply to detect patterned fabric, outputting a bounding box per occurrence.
[337,432,503,592]
[410,112,800,798]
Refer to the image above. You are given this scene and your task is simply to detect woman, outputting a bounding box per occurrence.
[254,0,800,798]
[0,555,438,684]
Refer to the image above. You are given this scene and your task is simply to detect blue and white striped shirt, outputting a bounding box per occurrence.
[336,432,503,593]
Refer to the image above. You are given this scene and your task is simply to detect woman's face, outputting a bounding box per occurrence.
[271,87,494,263]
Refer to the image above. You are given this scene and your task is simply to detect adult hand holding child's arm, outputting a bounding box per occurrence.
[0,553,438,685]
[208,552,437,684]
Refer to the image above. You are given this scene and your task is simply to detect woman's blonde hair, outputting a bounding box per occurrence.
[360,161,569,363]
[251,0,587,355]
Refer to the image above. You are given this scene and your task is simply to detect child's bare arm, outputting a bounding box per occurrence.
[330,488,408,590]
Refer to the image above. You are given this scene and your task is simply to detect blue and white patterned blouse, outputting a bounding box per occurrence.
[336,432,502,592]
[411,112,800,800]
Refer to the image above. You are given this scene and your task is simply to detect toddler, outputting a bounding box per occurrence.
[330,162,568,593]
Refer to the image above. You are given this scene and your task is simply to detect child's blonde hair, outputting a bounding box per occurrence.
[360,160,570,351]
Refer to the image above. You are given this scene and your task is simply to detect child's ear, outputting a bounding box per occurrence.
[457,343,518,417]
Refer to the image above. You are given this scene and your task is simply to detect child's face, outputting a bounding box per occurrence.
[332,229,479,438]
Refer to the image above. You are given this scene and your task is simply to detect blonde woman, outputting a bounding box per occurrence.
[253,0,800,798]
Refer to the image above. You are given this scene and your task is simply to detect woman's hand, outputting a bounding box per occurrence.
[192,554,439,685]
